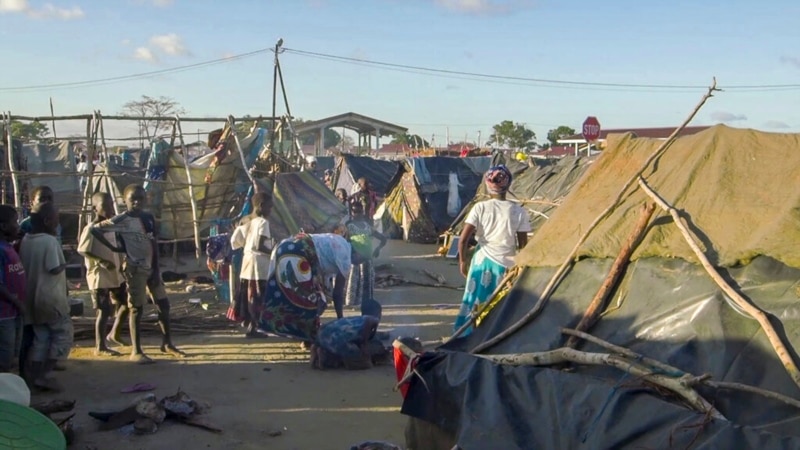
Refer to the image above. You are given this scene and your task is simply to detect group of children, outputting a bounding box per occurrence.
[0,183,185,393]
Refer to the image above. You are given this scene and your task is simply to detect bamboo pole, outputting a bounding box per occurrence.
[77,117,93,235]
[175,115,202,263]
[4,112,21,210]
[564,203,656,348]
[470,78,720,355]
[637,175,800,391]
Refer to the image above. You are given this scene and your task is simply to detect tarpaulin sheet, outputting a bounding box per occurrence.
[260,171,347,241]
[404,256,800,449]
[449,154,594,235]
[333,154,401,197]
[517,125,800,268]
[21,141,79,196]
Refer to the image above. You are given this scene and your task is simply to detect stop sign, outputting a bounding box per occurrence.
[582,116,601,142]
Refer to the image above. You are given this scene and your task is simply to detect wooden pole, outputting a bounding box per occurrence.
[11,114,280,122]
[167,123,180,271]
[175,116,203,263]
[49,97,57,141]
[96,112,118,215]
[470,78,720,355]
[78,117,96,236]
[637,175,800,391]
[564,203,656,348]
[4,112,21,210]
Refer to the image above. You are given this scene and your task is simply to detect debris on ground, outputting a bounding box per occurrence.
[88,389,220,435]
[31,398,77,445]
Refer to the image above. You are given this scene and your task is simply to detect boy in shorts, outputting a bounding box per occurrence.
[91,184,184,364]
[78,192,125,356]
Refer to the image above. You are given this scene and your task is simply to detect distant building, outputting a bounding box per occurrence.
[558,126,711,157]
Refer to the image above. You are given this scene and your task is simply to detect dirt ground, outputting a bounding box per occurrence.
[41,240,463,450]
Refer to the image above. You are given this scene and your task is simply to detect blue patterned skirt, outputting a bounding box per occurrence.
[453,247,507,336]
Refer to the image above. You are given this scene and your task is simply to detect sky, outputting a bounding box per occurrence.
[2,0,800,146]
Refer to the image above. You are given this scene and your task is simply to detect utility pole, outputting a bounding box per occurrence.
[269,38,284,152]
[477,130,482,149]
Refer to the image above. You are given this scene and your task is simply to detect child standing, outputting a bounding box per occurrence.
[78,192,126,356]
[0,205,26,373]
[344,200,387,307]
[18,202,73,391]
[91,184,184,364]
[228,192,273,338]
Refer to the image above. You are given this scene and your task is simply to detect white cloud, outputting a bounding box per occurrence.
[764,120,790,129]
[710,111,747,123]
[433,0,531,15]
[149,33,191,56]
[0,0,84,19]
[0,0,86,20]
[133,47,158,63]
[0,0,27,12]
[132,0,174,7]
[27,3,84,19]
[121,38,131,45]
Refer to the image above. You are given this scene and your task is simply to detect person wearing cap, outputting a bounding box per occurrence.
[455,165,531,336]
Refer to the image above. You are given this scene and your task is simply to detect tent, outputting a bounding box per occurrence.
[402,125,800,449]
[260,170,347,242]
[447,154,595,237]
[331,154,402,197]
[380,156,489,243]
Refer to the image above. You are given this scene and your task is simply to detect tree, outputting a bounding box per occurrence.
[391,133,430,148]
[120,95,185,140]
[8,120,49,141]
[547,125,576,146]
[488,120,536,150]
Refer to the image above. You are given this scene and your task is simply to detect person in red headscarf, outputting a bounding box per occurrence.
[454,165,531,336]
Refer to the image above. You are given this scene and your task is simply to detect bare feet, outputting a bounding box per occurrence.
[95,348,121,357]
[106,334,128,347]
[130,353,155,365]
[160,344,187,358]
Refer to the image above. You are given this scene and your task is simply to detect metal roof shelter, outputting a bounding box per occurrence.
[558,126,711,157]
[293,112,407,156]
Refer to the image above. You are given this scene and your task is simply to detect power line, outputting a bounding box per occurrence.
[0,48,271,92]
[282,47,800,92]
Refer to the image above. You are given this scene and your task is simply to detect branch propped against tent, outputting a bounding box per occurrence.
[474,347,726,420]
[565,202,656,348]
[637,175,800,392]
[470,77,720,355]
[227,116,257,191]
[562,328,800,411]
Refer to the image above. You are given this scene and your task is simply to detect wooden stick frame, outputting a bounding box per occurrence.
[637,176,800,391]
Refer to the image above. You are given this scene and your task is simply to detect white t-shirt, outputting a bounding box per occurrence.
[19,233,68,324]
[465,199,531,268]
[233,216,272,280]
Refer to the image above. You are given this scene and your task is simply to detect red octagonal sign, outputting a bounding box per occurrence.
[582,116,601,142]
